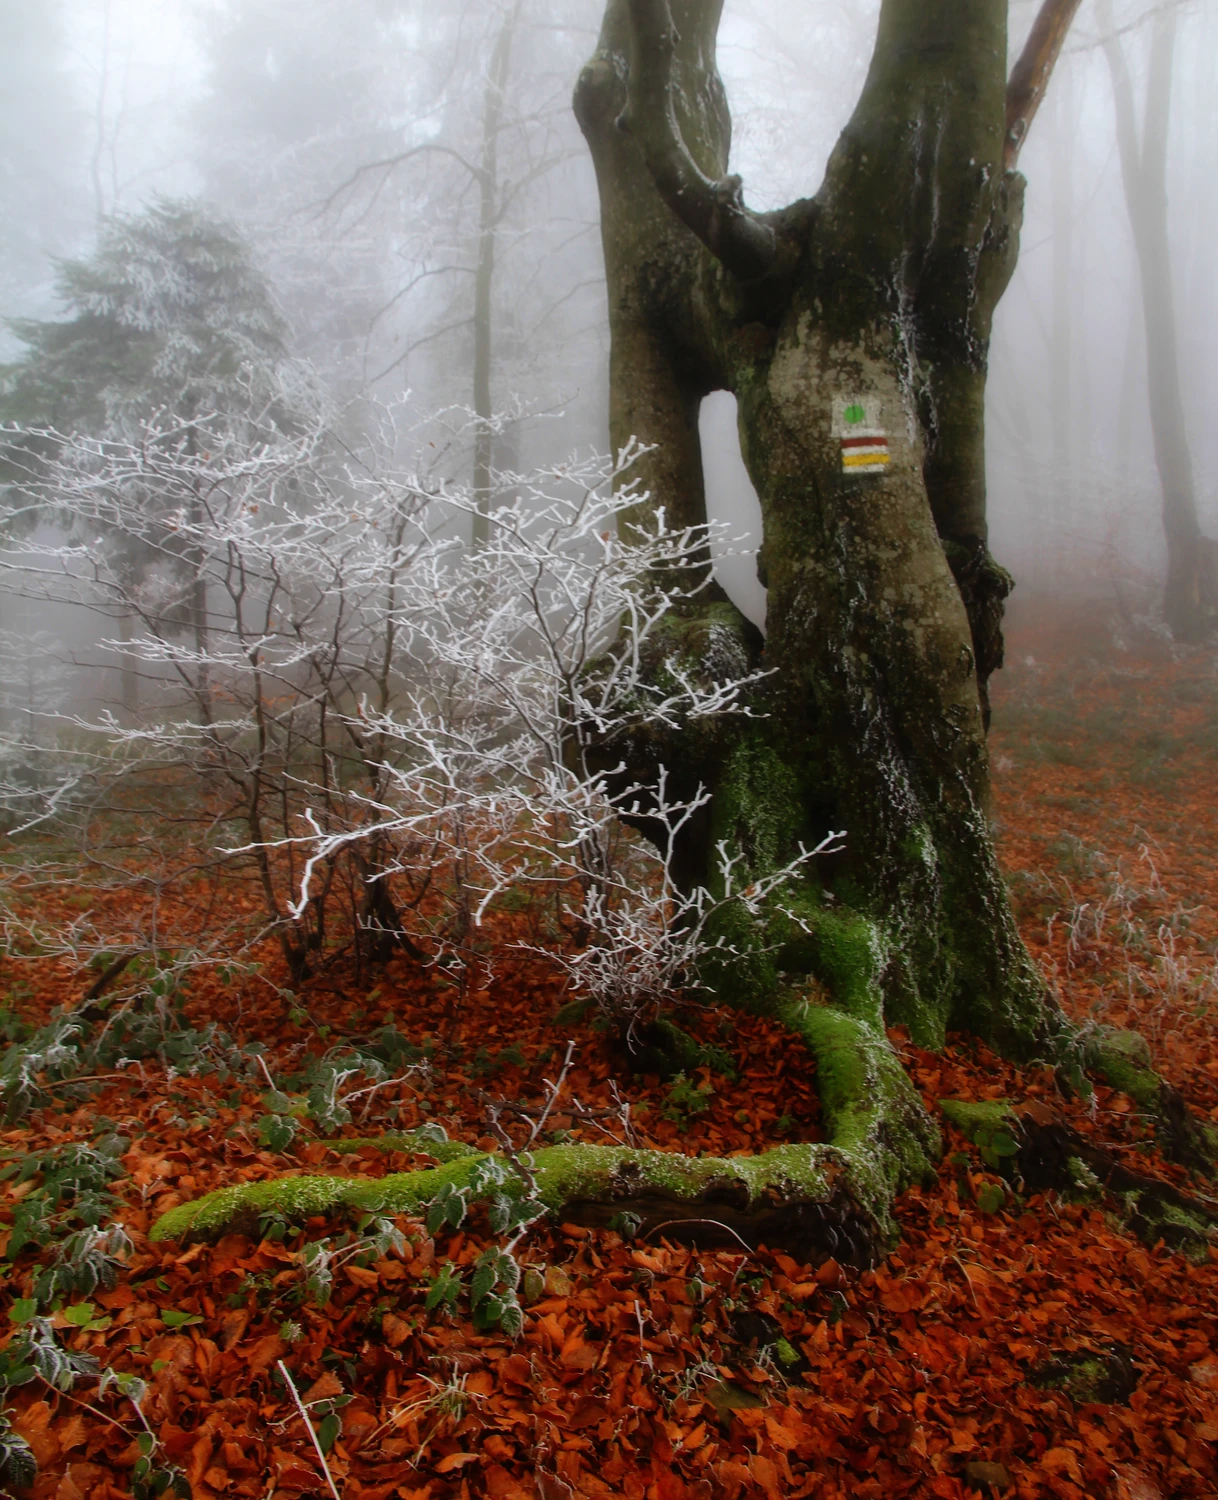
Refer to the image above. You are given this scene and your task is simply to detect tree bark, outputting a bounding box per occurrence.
[115,608,139,720]
[1101,1,1211,641]
[576,0,1053,1047]
[1050,74,1074,536]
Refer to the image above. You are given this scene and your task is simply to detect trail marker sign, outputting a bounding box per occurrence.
[832,396,889,475]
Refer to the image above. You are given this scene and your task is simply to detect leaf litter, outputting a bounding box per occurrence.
[0,604,1215,1498]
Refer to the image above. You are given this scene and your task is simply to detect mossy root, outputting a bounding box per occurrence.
[1085,1027,1217,1176]
[942,1096,1218,1258]
[154,1006,939,1262]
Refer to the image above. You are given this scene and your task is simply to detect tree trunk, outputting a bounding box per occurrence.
[570,0,1077,1230]
[471,3,521,547]
[185,426,212,716]
[575,0,1049,1063]
[1050,72,1074,529]
[1102,1,1211,640]
[115,608,139,720]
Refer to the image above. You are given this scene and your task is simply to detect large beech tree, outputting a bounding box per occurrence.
[568,2,1085,1195]
[155,0,1218,1264]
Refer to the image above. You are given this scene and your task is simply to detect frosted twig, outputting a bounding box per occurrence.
[277,1360,342,1500]
[643,1217,753,1253]
[528,1039,577,1147]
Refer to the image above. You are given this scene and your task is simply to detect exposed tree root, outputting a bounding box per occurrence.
[79,950,142,1014]
[1030,1344,1138,1406]
[607,1016,738,1083]
[151,1139,880,1262]
[152,1007,940,1264]
[1083,1026,1218,1176]
[147,1016,1218,1268]
[943,1097,1218,1256]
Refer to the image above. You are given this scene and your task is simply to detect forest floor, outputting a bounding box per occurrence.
[2,596,1217,1500]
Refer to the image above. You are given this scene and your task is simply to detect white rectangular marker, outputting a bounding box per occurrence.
[832,396,889,475]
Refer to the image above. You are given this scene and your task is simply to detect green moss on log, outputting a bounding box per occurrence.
[323,1132,481,1164]
[152,995,940,1257]
[151,1141,844,1245]
[151,1150,491,1242]
[1086,1028,1160,1111]
[939,1098,1014,1139]
[778,998,939,1201]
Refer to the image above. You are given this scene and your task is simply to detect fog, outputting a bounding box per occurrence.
[1,0,1215,716]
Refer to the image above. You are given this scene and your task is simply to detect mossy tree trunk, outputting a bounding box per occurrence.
[575,0,1079,1058]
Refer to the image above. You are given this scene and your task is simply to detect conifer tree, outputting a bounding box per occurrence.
[1,196,309,438]
[1,197,316,714]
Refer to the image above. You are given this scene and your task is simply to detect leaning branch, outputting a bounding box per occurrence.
[1004,0,1085,170]
[310,142,482,219]
[621,0,777,280]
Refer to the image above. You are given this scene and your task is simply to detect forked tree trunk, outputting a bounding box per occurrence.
[575,0,1063,1054]
[564,0,1088,1238]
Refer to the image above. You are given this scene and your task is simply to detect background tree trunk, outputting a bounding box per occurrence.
[1102,0,1211,640]
[115,608,139,720]
[471,3,522,547]
[1051,74,1075,533]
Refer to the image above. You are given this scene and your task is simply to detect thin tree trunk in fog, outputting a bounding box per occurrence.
[995,381,1043,575]
[471,3,522,547]
[116,608,139,719]
[1102,1,1209,640]
[1050,74,1073,538]
[89,0,113,222]
[186,426,211,717]
[1116,265,1140,485]
[190,504,210,715]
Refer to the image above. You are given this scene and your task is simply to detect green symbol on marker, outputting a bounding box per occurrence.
[844,402,866,425]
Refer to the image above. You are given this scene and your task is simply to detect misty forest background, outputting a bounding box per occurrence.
[2,3,1218,1498]
[1,0,1216,698]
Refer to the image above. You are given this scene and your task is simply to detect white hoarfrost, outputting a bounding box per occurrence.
[0,399,840,1019]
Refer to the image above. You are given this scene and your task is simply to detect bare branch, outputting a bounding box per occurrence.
[276,1362,342,1500]
[1004,0,1085,170]
[310,142,482,220]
